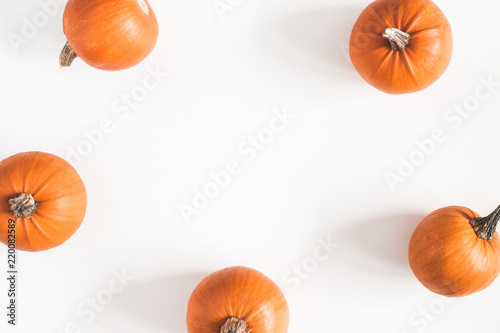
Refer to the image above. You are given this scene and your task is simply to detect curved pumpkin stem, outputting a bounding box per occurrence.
[221,317,248,333]
[470,205,500,242]
[60,41,78,68]
[9,193,39,219]
[383,28,411,51]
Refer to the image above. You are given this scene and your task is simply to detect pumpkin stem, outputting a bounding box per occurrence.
[59,41,78,68]
[382,28,411,51]
[220,317,248,333]
[470,205,500,242]
[9,193,39,219]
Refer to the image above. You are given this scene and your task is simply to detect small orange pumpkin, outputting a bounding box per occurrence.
[60,0,159,71]
[409,205,500,297]
[186,266,289,333]
[0,152,87,252]
[349,0,453,94]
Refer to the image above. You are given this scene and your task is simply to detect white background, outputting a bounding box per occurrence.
[1,0,500,332]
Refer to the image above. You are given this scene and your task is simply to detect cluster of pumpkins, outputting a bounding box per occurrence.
[1,0,498,332]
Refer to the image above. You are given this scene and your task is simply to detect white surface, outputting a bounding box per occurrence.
[1,0,500,332]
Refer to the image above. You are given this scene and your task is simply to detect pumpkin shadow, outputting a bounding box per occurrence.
[114,272,207,332]
[338,214,424,271]
[0,2,66,51]
[260,7,362,78]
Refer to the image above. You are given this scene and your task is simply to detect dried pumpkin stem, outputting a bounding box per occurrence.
[220,317,248,333]
[382,28,411,51]
[470,205,500,242]
[59,41,78,68]
[9,193,39,219]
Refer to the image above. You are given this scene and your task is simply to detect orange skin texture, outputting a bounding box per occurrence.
[63,0,159,71]
[349,0,453,94]
[187,266,289,333]
[409,206,500,297]
[0,152,87,252]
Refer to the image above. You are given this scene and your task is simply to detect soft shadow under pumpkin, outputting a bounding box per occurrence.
[337,213,424,272]
[113,272,208,332]
[259,7,363,79]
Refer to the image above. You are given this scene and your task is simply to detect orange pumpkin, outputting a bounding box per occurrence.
[187,266,289,333]
[349,0,453,94]
[409,205,500,297]
[0,152,87,252]
[60,0,159,71]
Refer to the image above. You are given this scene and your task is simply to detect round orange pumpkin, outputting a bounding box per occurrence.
[0,152,87,252]
[60,0,159,71]
[349,0,453,94]
[186,266,289,333]
[408,205,500,297]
